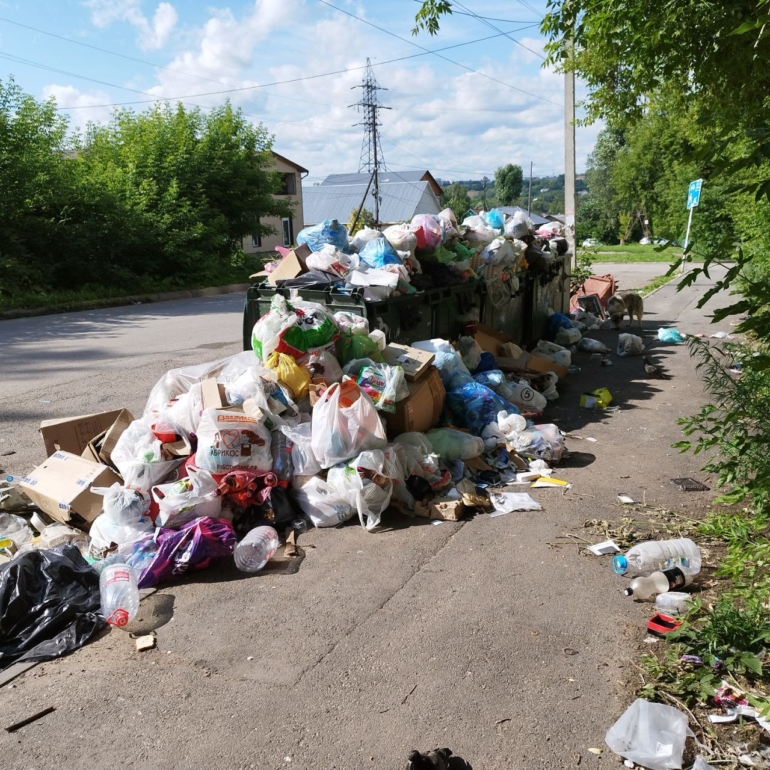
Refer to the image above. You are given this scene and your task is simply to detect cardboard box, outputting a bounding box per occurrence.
[40,410,126,457]
[414,497,466,522]
[383,366,445,436]
[470,323,516,355]
[19,451,122,525]
[381,344,435,382]
[496,351,568,380]
[250,243,312,285]
[201,377,230,410]
[81,408,134,468]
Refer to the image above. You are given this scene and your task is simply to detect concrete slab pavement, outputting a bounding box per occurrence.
[0,267,734,770]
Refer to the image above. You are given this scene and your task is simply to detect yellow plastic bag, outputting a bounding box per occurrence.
[266,352,310,400]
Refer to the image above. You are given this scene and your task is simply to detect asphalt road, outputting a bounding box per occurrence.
[0,265,731,770]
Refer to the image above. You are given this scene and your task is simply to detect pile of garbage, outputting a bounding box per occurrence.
[0,281,585,668]
[259,208,568,298]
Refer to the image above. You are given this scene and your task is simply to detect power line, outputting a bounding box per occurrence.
[408,0,542,25]
[451,0,546,60]
[317,0,560,106]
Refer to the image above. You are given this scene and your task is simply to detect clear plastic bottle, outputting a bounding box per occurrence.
[613,538,701,576]
[100,563,139,626]
[624,568,692,600]
[655,591,692,616]
[234,526,279,573]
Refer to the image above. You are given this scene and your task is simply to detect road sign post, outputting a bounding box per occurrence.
[681,179,702,273]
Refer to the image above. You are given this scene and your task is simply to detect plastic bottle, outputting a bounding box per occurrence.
[655,591,692,616]
[233,526,279,573]
[100,563,140,626]
[613,538,701,576]
[624,568,692,600]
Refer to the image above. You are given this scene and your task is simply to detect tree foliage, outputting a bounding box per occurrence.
[441,183,472,221]
[494,164,524,205]
[0,78,289,299]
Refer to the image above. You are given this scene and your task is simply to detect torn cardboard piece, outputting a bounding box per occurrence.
[251,243,312,285]
[383,366,445,436]
[414,497,466,522]
[81,408,134,468]
[381,344,435,382]
[40,410,126,457]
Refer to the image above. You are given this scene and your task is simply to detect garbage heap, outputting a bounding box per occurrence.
[258,207,568,296]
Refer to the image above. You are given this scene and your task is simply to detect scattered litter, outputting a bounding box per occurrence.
[587,540,621,556]
[134,634,156,652]
[670,477,710,492]
[580,388,613,409]
[709,331,732,339]
[489,492,542,516]
[5,705,56,733]
[587,748,602,755]
[617,494,636,505]
[563,647,579,656]
[585,437,597,443]
[657,328,685,343]
[531,477,572,489]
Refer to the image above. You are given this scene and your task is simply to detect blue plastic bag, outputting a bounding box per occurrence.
[546,312,574,341]
[296,219,349,252]
[483,209,505,230]
[359,237,401,269]
[446,381,520,436]
[657,327,685,343]
[474,352,498,374]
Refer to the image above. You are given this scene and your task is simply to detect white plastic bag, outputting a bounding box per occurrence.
[394,433,446,488]
[343,359,408,412]
[112,419,186,491]
[280,422,322,476]
[555,327,583,347]
[535,340,572,367]
[480,237,514,265]
[383,224,418,256]
[195,409,272,474]
[617,333,644,357]
[507,380,548,412]
[578,337,611,354]
[605,699,692,770]
[504,210,533,239]
[152,467,222,529]
[224,364,278,408]
[292,474,357,528]
[349,227,384,253]
[333,311,369,335]
[350,449,396,531]
[310,380,387,469]
[426,428,484,461]
[89,484,153,554]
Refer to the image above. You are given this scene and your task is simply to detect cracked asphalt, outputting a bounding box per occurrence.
[0,264,731,769]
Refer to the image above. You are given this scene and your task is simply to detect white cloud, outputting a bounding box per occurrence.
[86,0,178,50]
[41,84,114,127]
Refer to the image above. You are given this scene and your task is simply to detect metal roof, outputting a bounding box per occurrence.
[321,170,443,196]
[496,206,551,226]
[303,181,440,226]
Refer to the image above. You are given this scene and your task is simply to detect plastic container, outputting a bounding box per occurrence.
[655,591,692,616]
[233,526,280,573]
[613,538,701,576]
[624,568,692,600]
[100,563,140,626]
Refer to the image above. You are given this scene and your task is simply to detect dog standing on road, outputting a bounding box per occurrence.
[607,291,644,329]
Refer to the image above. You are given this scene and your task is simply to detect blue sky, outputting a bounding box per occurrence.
[0,0,600,182]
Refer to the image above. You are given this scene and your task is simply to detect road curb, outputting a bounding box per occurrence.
[0,283,252,321]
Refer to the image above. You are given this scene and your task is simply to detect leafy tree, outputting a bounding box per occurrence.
[441,183,471,221]
[347,207,375,235]
[494,164,524,205]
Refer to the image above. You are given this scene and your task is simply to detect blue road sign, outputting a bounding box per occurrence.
[687,179,703,210]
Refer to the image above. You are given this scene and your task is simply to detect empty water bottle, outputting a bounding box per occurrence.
[100,563,139,626]
[624,567,692,600]
[234,526,279,573]
[613,538,701,576]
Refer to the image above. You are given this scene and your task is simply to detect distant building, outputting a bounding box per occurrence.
[303,170,443,226]
[242,152,308,255]
[496,206,550,227]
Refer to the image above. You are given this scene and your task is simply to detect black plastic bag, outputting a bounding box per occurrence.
[0,544,106,670]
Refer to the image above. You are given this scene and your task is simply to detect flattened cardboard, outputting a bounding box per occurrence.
[40,410,125,457]
[383,366,445,436]
[381,344,435,382]
[19,451,121,525]
[201,377,230,410]
[414,498,466,522]
[251,243,312,284]
[496,351,567,379]
[470,323,515,355]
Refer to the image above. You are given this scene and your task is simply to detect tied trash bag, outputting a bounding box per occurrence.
[89,484,154,555]
[445,381,520,436]
[280,422,322,476]
[352,449,400,531]
[410,214,442,251]
[505,211,533,239]
[112,418,187,491]
[383,224,418,256]
[152,467,222,529]
[128,518,237,589]
[605,699,693,770]
[426,428,485,462]
[252,296,339,361]
[480,237,514,266]
[0,544,106,670]
[546,312,575,342]
[296,218,349,252]
[311,380,387,469]
[265,351,311,400]
[305,244,355,276]
[482,209,505,230]
[336,330,383,366]
[349,226,383,253]
[292,475,357,528]
[358,237,401,269]
[658,327,685,343]
[195,408,272,474]
[578,337,611,354]
[617,333,644,357]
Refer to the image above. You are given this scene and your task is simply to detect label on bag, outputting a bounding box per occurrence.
[664,567,687,590]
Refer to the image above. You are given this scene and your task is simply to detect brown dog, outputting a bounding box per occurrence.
[607,292,644,329]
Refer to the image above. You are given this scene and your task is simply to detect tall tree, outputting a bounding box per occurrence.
[441,183,472,221]
[495,164,524,205]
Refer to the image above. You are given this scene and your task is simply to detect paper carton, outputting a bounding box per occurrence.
[383,367,445,436]
[381,344,435,382]
[19,451,122,525]
[40,410,126,457]
[414,497,466,522]
[250,243,312,285]
[81,409,134,468]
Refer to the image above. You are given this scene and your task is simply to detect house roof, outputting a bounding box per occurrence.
[303,180,439,226]
[271,151,308,174]
[321,169,443,196]
[496,206,550,226]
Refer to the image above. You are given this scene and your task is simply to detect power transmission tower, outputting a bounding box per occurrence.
[350,59,390,225]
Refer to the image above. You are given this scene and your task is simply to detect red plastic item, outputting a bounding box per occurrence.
[647,613,683,637]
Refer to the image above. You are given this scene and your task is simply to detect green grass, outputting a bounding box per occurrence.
[584,243,703,263]
[639,272,676,296]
